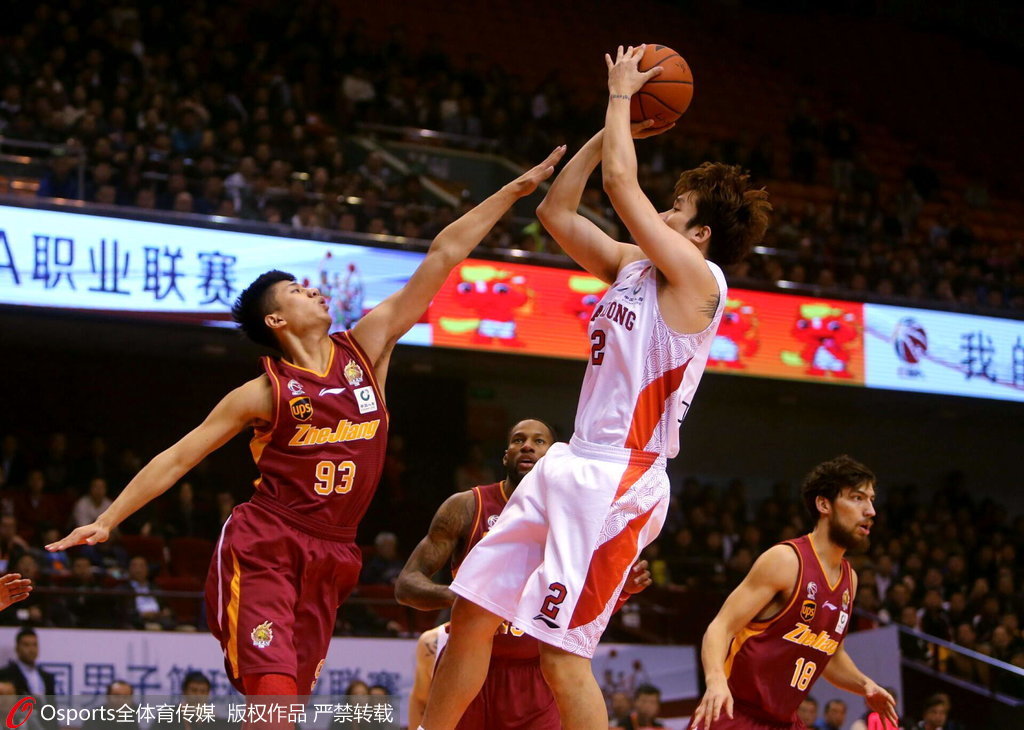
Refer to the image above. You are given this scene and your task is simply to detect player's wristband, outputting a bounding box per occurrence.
[609,93,631,101]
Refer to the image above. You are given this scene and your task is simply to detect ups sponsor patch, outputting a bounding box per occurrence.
[289,396,313,421]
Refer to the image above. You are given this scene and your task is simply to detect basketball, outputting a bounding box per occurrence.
[629,44,694,129]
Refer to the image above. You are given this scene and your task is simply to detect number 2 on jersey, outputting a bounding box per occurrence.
[314,460,356,495]
[790,657,817,691]
[590,329,606,365]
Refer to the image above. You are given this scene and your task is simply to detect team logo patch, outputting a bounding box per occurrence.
[806,581,818,600]
[251,620,274,648]
[842,589,850,610]
[287,379,305,396]
[800,600,817,622]
[289,396,314,421]
[344,359,364,386]
[487,514,500,528]
[354,386,378,414]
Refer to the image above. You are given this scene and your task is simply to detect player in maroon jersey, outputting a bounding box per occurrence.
[45,148,565,701]
[396,419,652,730]
[691,456,898,730]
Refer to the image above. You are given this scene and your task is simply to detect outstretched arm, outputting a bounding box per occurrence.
[46,376,272,551]
[351,147,566,386]
[692,544,799,730]
[602,45,719,296]
[395,492,475,610]
[537,124,664,284]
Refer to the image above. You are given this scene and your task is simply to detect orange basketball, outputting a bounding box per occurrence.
[629,44,694,130]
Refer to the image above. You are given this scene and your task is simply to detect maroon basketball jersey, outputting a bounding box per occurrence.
[453,483,540,660]
[725,534,854,723]
[251,331,388,536]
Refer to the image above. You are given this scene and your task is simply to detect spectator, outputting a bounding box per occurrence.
[126,555,175,630]
[609,691,632,726]
[63,555,118,628]
[81,681,137,730]
[0,516,28,572]
[612,684,664,729]
[13,470,62,540]
[913,695,948,730]
[360,532,404,585]
[73,477,113,528]
[797,697,819,729]
[0,628,56,696]
[821,699,847,730]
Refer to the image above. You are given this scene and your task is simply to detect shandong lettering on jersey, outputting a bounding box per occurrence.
[725,535,855,724]
[251,331,388,533]
[575,258,727,457]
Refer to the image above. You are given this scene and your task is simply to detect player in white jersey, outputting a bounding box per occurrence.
[419,46,772,730]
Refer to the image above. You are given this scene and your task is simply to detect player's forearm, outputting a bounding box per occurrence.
[602,96,638,188]
[700,618,734,683]
[97,450,189,530]
[823,650,871,695]
[538,133,603,215]
[430,186,520,262]
[394,571,457,610]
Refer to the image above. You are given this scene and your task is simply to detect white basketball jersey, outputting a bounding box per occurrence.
[574,258,727,458]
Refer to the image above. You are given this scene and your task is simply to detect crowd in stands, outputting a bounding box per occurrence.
[2,426,1023,701]
[1,1,1021,314]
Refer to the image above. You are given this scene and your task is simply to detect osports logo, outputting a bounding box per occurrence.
[6,696,34,729]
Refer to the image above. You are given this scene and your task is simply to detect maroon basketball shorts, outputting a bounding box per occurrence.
[205,500,361,694]
[455,655,559,730]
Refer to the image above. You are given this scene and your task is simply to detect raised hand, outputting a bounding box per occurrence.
[632,119,676,139]
[606,44,663,97]
[46,522,111,552]
[505,146,567,198]
[0,573,32,612]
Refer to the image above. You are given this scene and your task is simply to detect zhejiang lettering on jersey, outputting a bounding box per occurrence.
[251,331,389,532]
[575,258,727,457]
[725,535,855,724]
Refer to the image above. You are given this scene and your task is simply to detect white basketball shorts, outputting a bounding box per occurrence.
[450,435,669,658]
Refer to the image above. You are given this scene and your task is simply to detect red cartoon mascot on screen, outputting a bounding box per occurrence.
[441,264,531,347]
[709,298,760,369]
[782,302,860,378]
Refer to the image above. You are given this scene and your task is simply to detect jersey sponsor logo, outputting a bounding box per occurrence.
[354,385,378,414]
[806,581,818,600]
[782,622,840,656]
[823,601,839,611]
[251,620,274,648]
[289,396,314,421]
[800,599,817,622]
[319,387,346,396]
[289,418,381,447]
[836,611,850,634]
[287,379,305,396]
[344,359,364,386]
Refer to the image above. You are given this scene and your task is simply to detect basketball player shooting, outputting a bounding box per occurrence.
[418,46,771,730]
[45,147,565,702]
[396,419,652,730]
[690,457,897,730]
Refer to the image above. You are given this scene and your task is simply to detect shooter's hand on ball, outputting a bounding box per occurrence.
[606,44,662,97]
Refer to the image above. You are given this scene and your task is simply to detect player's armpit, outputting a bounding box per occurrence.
[711,544,800,635]
[395,492,475,610]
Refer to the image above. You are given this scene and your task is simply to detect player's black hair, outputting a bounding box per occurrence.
[801,455,876,522]
[506,418,559,444]
[182,671,211,692]
[231,270,296,352]
[634,683,661,699]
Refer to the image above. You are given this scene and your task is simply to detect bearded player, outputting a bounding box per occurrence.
[419,46,771,730]
[690,456,898,730]
[399,418,652,729]
[46,148,565,700]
